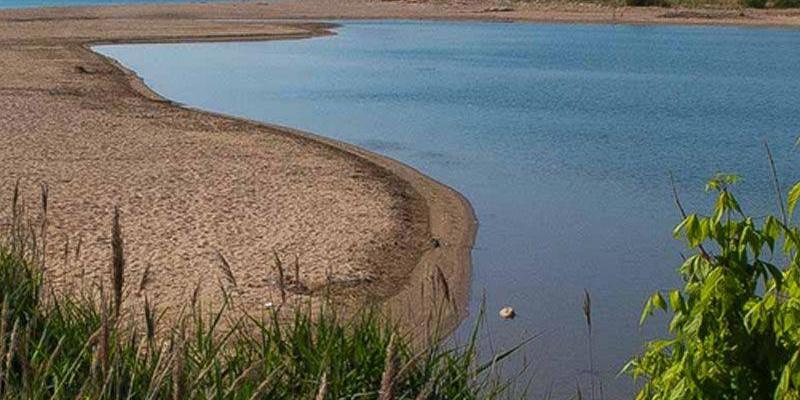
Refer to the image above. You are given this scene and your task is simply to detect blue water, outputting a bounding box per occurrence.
[96,21,800,398]
[0,0,226,9]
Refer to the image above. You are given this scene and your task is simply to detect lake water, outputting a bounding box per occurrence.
[96,21,800,398]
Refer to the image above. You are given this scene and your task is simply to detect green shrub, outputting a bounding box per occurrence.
[774,0,800,8]
[744,0,768,9]
[625,0,672,7]
[627,173,800,399]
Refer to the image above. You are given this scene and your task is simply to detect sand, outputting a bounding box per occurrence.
[0,0,796,332]
[0,12,476,332]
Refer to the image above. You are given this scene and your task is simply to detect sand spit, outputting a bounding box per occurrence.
[0,10,475,332]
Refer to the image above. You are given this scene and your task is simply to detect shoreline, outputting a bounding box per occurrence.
[93,36,478,330]
[0,9,477,333]
[1,0,799,29]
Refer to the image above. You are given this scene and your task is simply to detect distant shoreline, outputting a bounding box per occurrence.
[1,0,799,29]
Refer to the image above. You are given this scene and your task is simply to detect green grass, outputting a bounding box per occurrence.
[0,185,529,400]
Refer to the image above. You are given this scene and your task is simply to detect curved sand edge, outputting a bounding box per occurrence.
[88,23,478,332]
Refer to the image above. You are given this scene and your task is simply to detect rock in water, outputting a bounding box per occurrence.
[499,306,516,320]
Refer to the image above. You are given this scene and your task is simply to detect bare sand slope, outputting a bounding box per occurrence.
[0,13,475,331]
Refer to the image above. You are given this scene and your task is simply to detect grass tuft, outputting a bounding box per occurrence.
[0,189,530,399]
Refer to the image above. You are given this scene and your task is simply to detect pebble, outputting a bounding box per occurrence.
[499,306,516,320]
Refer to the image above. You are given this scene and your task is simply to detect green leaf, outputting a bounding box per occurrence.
[788,182,800,217]
[640,297,654,326]
[669,290,684,312]
[684,215,703,247]
[652,292,667,311]
[764,262,784,289]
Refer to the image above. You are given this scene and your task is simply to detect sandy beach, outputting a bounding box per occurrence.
[1,0,797,330]
[0,10,477,331]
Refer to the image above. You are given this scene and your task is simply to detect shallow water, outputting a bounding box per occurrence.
[96,21,800,397]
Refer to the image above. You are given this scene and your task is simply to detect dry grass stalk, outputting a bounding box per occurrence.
[273,251,286,305]
[11,180,20,227]
[144,345,174,400]
[434,266,456,314]
[19,322,32,392]
[414,381,433,400]
[378,333,397,400]
[63,238,70,268]
[315,371,328,400]
[89,344,99,389]
[99,289,110,377]
[75,235,82,261]
[4,319,19,392]
[41,337,65,378]
[583,289,596,400]
[172,332,186,400]
[191,279,202,310]
[0,300,8,394]
[9,179,20,254]
[583,289,592,334]
[216,251,238,288]
[294,256,301,284]
[138,263,152,295]
[224,360,263,398]
[144,295,156,341]
[247,369,280,400]
[111,207,125,318]
[39,183,48,271]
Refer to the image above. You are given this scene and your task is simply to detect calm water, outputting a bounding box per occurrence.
[96,21,800,398]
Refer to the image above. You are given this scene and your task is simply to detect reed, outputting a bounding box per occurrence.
[111,207,125,318]
[0,189,530,399]
[272,251,286,305]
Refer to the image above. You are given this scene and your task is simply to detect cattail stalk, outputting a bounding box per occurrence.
[39,183,48,271]
[273,252,286,305]
[138,263,152,295]
[111,207,125,318]
[144,296,156,342]
[583,289,595,400]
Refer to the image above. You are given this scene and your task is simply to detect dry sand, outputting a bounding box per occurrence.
[0,0,796,332]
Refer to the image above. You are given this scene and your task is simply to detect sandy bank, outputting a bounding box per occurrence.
[0,10,476,333]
